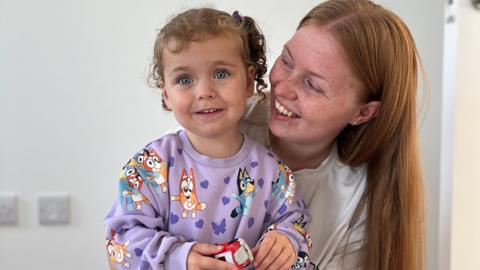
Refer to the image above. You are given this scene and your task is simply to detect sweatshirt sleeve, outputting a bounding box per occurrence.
[104,148,194,270]
[260,160,313,269]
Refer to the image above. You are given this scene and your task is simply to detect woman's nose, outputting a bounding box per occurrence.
[274,77,297,100]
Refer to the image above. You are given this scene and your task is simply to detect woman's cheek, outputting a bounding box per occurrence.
[269,60,284,86]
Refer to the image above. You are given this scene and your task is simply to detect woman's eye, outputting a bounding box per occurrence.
[213,69,230,80]
[177,75,193,85]
[304,78,323,93]
[281,56,292,69]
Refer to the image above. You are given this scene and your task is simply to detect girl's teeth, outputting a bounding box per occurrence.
[202,109,216,113]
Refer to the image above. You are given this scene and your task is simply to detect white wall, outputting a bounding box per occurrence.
[0,1,319,269]
[452,1,480,269]
[0,0,452,269]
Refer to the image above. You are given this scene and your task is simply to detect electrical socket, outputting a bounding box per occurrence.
[0,193,17,225]
[38,193,70,225]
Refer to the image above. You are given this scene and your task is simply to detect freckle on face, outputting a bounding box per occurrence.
[268,25,364,146]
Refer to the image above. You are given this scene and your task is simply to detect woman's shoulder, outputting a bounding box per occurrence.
[240,92,271,148]
[243,92,271,124]
[295,147,367,213]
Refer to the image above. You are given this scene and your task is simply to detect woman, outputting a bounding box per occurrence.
[111,0,424,269]
[242,0,425,269]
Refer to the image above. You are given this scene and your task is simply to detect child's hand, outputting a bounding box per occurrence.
[252,231,296,270]
[187,243,238,270]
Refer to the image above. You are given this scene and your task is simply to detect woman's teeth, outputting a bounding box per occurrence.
[275,100,298,118]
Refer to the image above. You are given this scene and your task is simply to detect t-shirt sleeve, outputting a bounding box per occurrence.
[104,146,194,270]
[260,160,313,269]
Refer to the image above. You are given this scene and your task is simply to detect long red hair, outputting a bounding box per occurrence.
[299,1,425,269]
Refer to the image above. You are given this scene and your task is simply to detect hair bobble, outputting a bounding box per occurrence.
[232,10,243,23]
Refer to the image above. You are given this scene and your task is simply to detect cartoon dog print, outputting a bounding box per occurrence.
[292,251,310,269]
[170,168,206,219]
[129,149,168,194]
[119,165,150,211]
[106,230,132,268]
[293,214,313,250]
[272,160,296,205]
[230,168,256,218]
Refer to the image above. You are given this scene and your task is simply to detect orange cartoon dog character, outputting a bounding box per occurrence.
[120,166,150,211]
[128,149,168,194]
[170,168,206,219]
[106,230,132,268]
[140,149,168,193]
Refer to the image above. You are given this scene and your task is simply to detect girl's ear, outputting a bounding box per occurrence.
[246,66,256,97]
[160,81,172,110]
[350,101,380,125]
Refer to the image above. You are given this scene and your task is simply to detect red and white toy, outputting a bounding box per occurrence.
[214,238,254,268]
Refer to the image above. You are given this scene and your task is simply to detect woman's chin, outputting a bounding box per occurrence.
[269,117,297,139]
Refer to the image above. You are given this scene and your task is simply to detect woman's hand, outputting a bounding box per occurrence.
[187,243,238,270]
[252,231,296,270]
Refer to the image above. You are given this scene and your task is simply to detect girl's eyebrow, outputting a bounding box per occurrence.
[169,66,189,73]
[211,60,237,67]
[168,60,237,74]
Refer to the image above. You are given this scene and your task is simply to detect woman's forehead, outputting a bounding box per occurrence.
[287,26,350,75]
[284,25,364,96]
[288,25,343,60]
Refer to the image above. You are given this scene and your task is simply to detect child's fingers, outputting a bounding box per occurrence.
[251,246,259,260]
[211,258,239,270]
[255,243,284,270]
[191,243,223,256]
[268,251,296,270]
[253,235,276,268]
[188,249,238,270]
[198,256,237,270]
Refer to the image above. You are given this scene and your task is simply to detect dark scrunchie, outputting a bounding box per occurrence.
[232,10,243,23]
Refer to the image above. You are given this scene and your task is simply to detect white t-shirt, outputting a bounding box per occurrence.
[240,94,366,269]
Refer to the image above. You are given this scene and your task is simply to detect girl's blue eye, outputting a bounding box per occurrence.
[213,69,230,80]
[177,75,193,85]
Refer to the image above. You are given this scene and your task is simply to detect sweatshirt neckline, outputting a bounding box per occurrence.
[178,130,253,168]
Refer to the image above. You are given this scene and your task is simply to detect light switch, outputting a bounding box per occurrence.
[38,193,70,225]
[0,193,17,225]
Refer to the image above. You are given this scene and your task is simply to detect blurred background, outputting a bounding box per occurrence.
[0,0,478,269]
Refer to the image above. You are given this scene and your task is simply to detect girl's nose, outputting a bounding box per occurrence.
[196,80,216,100]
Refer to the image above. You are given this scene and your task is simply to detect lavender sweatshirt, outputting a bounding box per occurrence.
[104,131,311,269]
